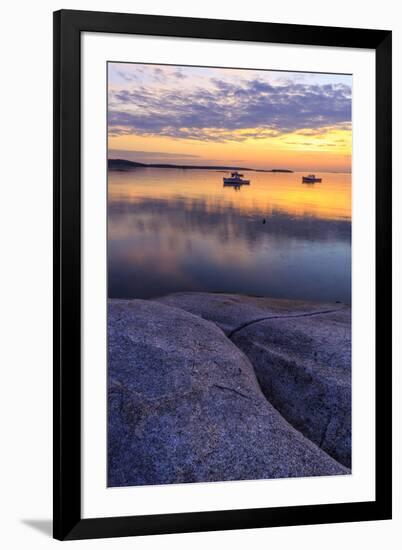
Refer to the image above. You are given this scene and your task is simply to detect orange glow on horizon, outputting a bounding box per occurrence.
[108,63,352,173]
[108,123,351,173]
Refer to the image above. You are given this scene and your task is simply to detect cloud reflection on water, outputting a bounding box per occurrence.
[108,171,351,304]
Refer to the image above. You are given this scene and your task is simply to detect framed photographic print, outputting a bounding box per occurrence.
[53,9,392,540]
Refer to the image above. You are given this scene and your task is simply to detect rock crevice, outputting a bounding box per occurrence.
[154,292,352,468]
[227,307,346,339]
[108,297,350,487]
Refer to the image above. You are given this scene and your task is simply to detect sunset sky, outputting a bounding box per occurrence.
[108,63,352,172]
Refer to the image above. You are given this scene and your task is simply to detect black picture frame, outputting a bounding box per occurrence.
[53,9,392,541]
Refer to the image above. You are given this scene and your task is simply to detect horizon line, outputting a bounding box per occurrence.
[108,157,351,174]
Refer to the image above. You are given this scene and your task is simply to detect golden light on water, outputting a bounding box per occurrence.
[108,169,351,222]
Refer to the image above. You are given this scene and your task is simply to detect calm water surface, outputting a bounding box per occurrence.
[108,168,351,304]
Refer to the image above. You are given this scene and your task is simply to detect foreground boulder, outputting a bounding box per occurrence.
[154,292,351,468]
[155,292,343,336]
[108,299,348,486]
[231,310,351,468]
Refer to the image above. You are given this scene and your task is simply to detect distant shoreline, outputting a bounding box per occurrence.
[108,158,294,173]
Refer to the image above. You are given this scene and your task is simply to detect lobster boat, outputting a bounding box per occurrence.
[223,171,250,185]
[302,174,322,183]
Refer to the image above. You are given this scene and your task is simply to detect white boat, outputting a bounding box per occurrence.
[302,174,322,183]
[223,171,250,185]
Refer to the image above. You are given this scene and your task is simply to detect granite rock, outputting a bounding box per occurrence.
[155,291,343,336]
[231,309,351,467]
[108,299,349,486]
[154,292,351,467]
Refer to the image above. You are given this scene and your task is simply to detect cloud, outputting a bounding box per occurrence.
[116,70,138,82]
[174,70,187,79]
[108,77,351,142]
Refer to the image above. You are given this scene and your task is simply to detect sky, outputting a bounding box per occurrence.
[108,63,352,172]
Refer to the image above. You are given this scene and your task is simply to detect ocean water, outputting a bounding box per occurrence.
[108,168,351,304]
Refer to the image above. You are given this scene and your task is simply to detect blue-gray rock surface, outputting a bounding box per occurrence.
[154,292,351,468]
[108,299,349,486]
[155,292,338,336]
